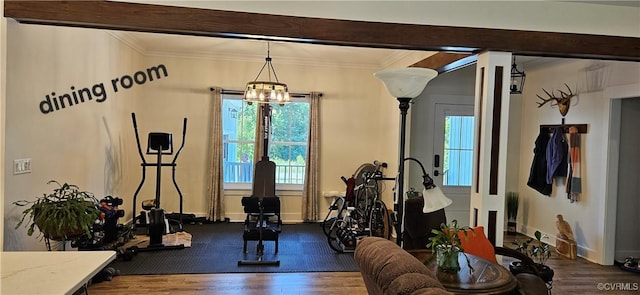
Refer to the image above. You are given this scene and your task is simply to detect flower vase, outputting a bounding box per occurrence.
[436,244,461,273]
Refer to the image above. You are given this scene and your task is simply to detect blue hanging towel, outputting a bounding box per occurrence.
[546,127,568,184]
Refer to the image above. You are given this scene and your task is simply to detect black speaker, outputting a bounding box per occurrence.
[147,132,172,154]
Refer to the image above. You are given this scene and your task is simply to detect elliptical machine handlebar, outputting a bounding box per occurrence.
[131,113,147,165]
[131,113,187,165]
[171,118,187,165]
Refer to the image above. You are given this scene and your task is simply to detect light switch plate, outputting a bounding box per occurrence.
[14,158,32,174]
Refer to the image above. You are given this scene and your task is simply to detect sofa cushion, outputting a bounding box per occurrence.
[355,237,452,295]
[388,273,449,295]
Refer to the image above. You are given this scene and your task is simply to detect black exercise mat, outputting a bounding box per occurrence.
[110,223,359,274]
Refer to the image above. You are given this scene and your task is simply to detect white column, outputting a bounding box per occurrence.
[470,51,512,247]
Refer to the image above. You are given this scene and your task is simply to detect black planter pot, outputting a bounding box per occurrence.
[509,261,555,283]
[506,221,517,235]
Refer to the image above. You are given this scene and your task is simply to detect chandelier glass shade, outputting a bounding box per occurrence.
[422,184,453,213]
[243,44,290,105]
[244,80,290,105]
[373,67,438,98]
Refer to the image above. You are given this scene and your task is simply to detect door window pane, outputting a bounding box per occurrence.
[443,115,474,186]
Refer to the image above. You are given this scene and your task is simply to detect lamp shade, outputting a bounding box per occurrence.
[374,68,438,98]
[422,185,453,213]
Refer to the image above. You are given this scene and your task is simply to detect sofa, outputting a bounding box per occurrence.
[354,236,453,295]
[355,235,549,295]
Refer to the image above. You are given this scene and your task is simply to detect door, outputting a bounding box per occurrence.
[433,103,475,226]
[615,97,640,261]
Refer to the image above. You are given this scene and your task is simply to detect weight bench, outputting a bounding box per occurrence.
[238,158,282,266]
[241,196,281,253]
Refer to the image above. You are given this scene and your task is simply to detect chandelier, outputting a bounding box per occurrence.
[243,43,290,105]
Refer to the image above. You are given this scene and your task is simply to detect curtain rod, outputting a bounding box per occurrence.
[209,87,322,98]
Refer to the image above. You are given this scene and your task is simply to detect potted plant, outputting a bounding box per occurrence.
[14,180,100,241]
[426,220,475,273]
[510,230,555,285]
[506,192,519,235]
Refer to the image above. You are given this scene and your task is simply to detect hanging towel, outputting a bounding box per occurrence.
[546,127,568,184]
[527,129,552,195]
[566,126,582,202]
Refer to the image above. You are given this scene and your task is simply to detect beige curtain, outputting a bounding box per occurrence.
[301,92,321,221]
[206,87,225,221]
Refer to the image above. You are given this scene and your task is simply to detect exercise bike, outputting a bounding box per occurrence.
[322,161,392,253]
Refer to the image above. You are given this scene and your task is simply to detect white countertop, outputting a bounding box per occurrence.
[1,251,117,295]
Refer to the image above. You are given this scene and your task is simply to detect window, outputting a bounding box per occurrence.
[443,115,474,186]
[222,94,310,187]
[270,102,310,184]
[222,97,256,184]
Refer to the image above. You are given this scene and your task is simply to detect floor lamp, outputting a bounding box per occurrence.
[374,67,452,246]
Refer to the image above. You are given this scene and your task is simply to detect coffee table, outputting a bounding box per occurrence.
[429,252,517,294]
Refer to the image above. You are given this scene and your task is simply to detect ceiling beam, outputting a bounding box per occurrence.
[411,53,476,73]
[4,1,640,61]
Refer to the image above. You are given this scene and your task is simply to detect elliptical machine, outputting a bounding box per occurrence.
[130,113,186,251]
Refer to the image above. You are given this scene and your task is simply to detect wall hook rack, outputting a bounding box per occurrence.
[540,117,588,134]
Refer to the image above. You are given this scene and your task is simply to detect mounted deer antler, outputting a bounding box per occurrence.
[536,83,575,117]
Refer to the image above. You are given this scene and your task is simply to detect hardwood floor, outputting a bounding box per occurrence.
[87,255,639,295]
[88,235,639,295]
[502,248,639,295]
[87,272,368,295]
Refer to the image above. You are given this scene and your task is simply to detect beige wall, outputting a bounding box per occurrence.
[516,59,640,263]
[3,21,144,250]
